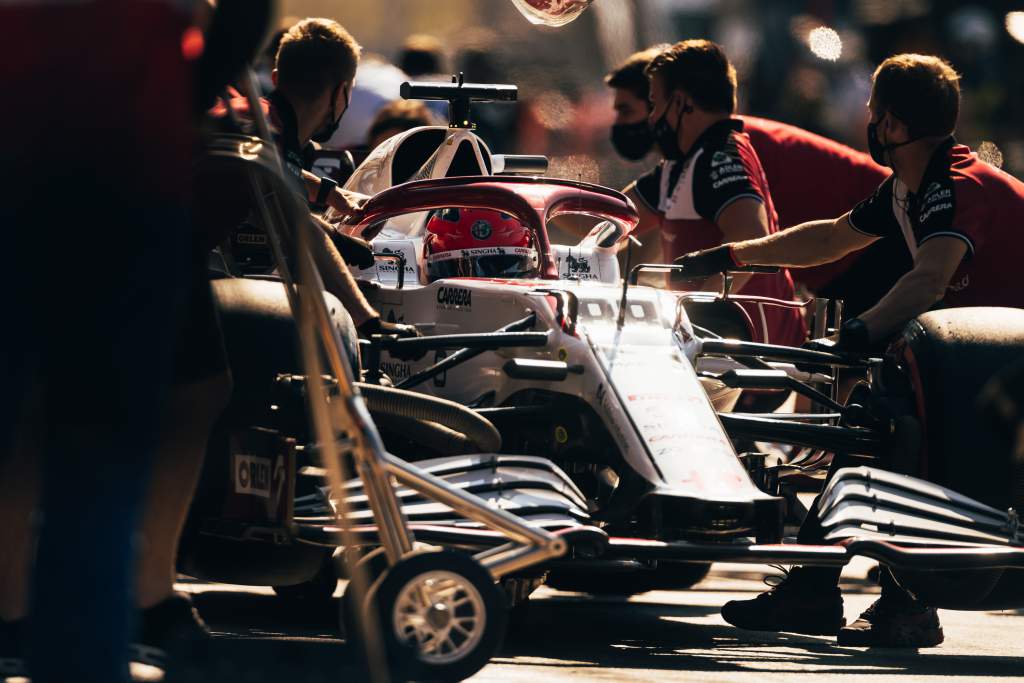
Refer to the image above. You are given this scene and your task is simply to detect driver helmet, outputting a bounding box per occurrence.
[424,208,540,281]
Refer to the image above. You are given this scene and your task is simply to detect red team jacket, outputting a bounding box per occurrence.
[634,119,807,346]
[849,138,1024,309]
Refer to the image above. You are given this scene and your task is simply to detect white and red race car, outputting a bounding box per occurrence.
[318,80,1024,601]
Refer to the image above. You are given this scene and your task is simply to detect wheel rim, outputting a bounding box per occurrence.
[391,569,487,665]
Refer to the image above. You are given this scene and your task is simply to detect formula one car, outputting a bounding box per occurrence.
[181,78,1024,682]
[330,79,1024,605]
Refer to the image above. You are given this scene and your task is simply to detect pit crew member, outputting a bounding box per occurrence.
[627,40,805,346]
[231,18,418,339]
[683,54,1024,647]
[605,47,908,318]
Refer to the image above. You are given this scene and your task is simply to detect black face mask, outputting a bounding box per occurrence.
[610,121,654,161]
[652,96,691,161]
[867,112,922,167]
[311,83,349,144]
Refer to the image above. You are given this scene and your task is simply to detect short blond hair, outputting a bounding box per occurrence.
[276,18,361,101]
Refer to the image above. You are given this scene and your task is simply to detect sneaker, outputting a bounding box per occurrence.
[0,618,26,678]
[721,567,846,635]
[838,595,944,647]
[132,593,211,669]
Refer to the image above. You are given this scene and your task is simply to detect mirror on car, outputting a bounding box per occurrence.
[593,220,623,249]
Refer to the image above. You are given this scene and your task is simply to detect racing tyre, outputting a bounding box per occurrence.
[361,550,507,682]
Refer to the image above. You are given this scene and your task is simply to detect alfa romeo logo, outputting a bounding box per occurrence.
[471,219,492,240]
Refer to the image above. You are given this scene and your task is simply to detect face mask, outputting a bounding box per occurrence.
[652,95,691,161]
[311,83,349,144]
[610,121,654,161]
[867,112,922,167]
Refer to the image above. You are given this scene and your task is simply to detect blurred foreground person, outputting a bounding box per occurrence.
[0,2,203,681]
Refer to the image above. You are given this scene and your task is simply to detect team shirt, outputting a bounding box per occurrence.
[848,139,1024,309]
[739,117,890,292]
[633,119,806,346]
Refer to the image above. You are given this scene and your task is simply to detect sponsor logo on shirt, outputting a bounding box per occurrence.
[712,174,746,190]
[437,286,472,309]
[919,201,953,224]
[710,151,733,167]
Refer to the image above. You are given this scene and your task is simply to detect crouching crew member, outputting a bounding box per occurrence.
[680,54,1024,646]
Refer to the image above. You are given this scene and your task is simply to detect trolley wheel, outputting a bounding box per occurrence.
[361,550,508,682]
[272,554,337,604]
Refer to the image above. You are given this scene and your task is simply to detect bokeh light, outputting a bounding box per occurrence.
[977,141,1004,169]
[1007,12,1024,44]
[533,90,574,130]
[808,26,843,61]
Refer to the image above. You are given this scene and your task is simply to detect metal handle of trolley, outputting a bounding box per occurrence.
[234,68,567,682]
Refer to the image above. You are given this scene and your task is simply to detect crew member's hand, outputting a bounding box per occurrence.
[358,316,421,339]
[326,188,369,222]
[671,244,739,280]
[328,229,376,269]
[803,318,871,353]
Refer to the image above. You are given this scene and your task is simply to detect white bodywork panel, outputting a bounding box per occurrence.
[364,277,766,501]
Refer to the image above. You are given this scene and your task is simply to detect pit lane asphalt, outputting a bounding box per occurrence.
[158,560,1024,683]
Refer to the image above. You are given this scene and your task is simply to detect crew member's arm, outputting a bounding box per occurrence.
[677,176,897,279]
[309,218,377,327]
[309,216,420,337]
[856,237,966,341]
[730,213,878,267]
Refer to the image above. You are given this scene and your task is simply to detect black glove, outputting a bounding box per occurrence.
[803,318,871,354]
[329,229,375,269]
[836,318,871,352]
[358,316,421,339]
[671,244,738,281]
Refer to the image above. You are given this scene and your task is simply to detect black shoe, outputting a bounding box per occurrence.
[838,594,944,647]
[132,593,211,669]
[721,567,845,635]
[0,618,27,678]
